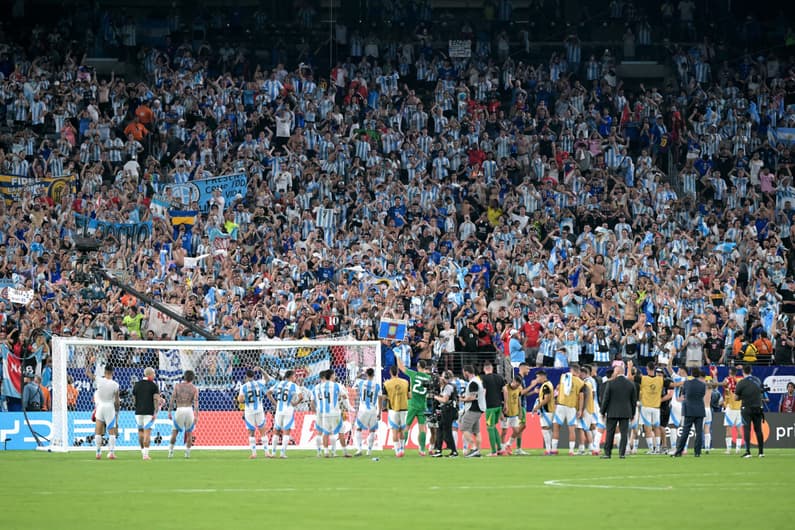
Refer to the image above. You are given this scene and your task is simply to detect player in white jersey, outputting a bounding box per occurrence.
[353,368,382,456]
[452,376,469,452]
[577,365,599,456]
[267,370,303,459]
[311,369,351,457]
[168,370,199,458]
[665,358,688,454]
[238,367,272,458]
[86,360,120,460]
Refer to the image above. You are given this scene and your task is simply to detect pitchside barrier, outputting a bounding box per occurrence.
[3,411,795,451]
[4,334,793,452]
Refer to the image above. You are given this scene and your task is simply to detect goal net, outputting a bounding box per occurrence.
[49,337,381,452]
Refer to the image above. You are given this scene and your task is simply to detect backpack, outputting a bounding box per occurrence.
[28,386,42,412]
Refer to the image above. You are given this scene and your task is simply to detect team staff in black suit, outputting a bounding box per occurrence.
[600,367,638,459]
[734,365,765,458]
[672,367,707,457]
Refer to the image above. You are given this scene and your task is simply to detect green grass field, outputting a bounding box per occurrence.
[3,449,791,529]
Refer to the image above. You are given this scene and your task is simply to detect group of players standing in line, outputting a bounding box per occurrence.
[85,353,750,459]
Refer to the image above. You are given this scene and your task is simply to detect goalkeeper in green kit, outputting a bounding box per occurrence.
[396,356,433,456]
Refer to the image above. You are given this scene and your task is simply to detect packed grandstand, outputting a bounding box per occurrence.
[0,0,794,412]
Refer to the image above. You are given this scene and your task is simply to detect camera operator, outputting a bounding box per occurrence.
[431,370,458,457]
[734,365,765,458]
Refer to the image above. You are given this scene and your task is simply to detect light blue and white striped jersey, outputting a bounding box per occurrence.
[354,379,382,411]
[272,380,302,413]
[312,381,346,414]
[672,374,686,401]
[454,378,467,410]
[239,380,269,413]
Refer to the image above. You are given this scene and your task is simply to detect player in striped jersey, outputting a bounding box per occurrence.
[267,370,304,459]
[353,368,381,456]
[665,356,688,454]
[452,375,468,452]
[238,368,273,458]
[312,369,352,458]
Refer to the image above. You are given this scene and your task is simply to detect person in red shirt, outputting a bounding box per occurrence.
[124,116,148,142]
[522,311,543,365]
[475,312,495,352]
[780,382,795,413]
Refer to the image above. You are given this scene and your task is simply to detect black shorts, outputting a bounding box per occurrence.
[660,407,671,428]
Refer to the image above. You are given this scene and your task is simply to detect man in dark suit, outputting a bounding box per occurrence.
[600,367,638,459]
[672,367,707,457]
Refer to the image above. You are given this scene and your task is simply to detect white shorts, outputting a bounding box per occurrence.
[502,416,520,428]
[318,412,342,435]
[703,408,712,426]
[630,405,640,428]
[95,403,117,429]
[244,410,266,431]
[640,406,661,428]
[173,407,195,433]
[274,411,295,431]
[669,401,682,427]
[554,404,577,426]
[538,409,554,429]
[135,414,154,430]
[724,408,742,427]
[356,409,379,431]
[388,410,407,430]
[576,411,595,430]
[594,412,606,429]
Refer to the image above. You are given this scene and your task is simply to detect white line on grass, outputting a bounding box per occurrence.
[36,471,767,496]
[542,471,762,491]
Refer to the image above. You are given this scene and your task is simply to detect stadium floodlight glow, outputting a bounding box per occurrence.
[48,337,381,452]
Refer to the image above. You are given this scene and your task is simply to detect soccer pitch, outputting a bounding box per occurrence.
[3,450,791,529]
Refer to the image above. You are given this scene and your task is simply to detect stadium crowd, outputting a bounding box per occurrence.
[2,1,795,412]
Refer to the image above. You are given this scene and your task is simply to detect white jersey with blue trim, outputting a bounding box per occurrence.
[313,381,347,414]
[354,379,381,411]
[672,374,686,401]
[94,376,119,405]
[584,376,599,409]
[454,378,467,411]
[239,380,268,414]
[273,380,302,414]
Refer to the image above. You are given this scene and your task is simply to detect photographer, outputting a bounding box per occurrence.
[430,370,458,457]
[734,365,765,458]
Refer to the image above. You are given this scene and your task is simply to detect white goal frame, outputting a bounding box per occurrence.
[49,336,381,452]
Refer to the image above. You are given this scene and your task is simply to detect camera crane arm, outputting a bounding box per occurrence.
[93,266,219,341]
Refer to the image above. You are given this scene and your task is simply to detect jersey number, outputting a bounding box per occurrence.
[412,381,427,396]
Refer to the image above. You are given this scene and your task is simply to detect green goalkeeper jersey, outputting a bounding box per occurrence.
[406,369,432,410]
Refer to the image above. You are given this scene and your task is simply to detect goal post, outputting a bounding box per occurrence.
[49,336,381,452]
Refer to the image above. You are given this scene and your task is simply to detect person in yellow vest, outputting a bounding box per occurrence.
[501,375,524,454]
[718,367,744,454]
[628,360,664,454]
[529,369,556,455]
[552,364,585,455]
[381,365,409,458]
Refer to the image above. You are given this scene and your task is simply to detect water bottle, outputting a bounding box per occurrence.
[371,457,380,462]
